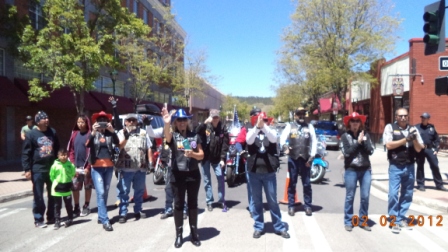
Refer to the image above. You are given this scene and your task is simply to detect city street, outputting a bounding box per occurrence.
[0,150,447,252]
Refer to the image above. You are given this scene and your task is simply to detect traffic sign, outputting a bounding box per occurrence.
[439,56,448,71]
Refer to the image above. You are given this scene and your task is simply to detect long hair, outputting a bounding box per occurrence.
[171,119,193,133]
[346,120,365,132]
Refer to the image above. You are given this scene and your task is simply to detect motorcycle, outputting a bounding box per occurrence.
[224,126,246,187]
[152,140,170,185]
[310,134,330,184]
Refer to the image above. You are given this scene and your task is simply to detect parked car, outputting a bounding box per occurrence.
[311,120,340,150]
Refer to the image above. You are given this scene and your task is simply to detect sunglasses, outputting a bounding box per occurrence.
[350,120,361,123]
[397,114,408,118]
[177,118,188,122]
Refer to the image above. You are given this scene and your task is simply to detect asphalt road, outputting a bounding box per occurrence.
[0,150,447,252]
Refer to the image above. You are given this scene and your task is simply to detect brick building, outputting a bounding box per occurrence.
[353,38,448,144]
[0,0,188,163]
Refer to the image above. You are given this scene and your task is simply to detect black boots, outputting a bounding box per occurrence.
[189,209,201,247]
[174,209,184,248]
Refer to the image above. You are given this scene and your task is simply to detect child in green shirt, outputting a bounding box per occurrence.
[50,149,76,230]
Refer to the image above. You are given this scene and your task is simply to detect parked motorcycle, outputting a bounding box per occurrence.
[153,141,170,185]
[224,127,246,187]
[310,134,330,184]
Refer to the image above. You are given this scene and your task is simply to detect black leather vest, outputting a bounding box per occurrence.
[247,132,279,173]
[288,122,311,160]
[387,123,416,165]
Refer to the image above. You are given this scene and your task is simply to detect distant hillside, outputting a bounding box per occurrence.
[234,96,273,106]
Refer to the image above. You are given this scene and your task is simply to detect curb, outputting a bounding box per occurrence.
[0,190,33,203]
[371,180,448,213]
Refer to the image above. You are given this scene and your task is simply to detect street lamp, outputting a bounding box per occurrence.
[110,69,118,96]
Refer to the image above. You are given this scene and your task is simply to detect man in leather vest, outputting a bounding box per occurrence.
[115,114,150,223]
[246,112,290,239]
[415,112,448,192]
[280,107,317,217]
[383,108,424,233]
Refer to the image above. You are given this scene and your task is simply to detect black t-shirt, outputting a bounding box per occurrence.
[168,131,202,172]
[74,131,89,167]
[22,127,60,173]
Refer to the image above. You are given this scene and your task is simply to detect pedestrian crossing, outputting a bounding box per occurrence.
[0,207,446,252]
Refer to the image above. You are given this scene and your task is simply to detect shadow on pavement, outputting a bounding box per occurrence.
[194,227,220,241]
[224,200,241,209]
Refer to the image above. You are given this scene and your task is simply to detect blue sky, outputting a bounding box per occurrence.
[171,0,440,97]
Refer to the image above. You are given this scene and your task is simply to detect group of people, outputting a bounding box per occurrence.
[21,101,447,247]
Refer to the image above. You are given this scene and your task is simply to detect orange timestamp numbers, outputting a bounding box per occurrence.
[351,215,444,227]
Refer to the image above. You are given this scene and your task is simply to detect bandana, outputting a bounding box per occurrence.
[35,111,48,124]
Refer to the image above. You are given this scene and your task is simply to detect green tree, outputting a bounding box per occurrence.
[222,95,251,123]
[19,0,147,114]
[277,0,401,113]
[0,4,29,56]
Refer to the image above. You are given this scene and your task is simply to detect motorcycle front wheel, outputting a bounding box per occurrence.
[310,164,326,184]
[226,166,237,187]
[153,164,165,185]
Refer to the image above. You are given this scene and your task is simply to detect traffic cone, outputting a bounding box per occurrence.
[130,186,151,202]
[279,171,301,205]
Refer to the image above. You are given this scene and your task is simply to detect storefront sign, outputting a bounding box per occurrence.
[392,77,404,97]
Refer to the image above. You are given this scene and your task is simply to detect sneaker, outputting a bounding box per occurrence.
[288,207,295,216]
[417,186,425,191]
[80,206,90,217]
[399,220,412,230]
[305,207,313,216]
[275,230,290,239]
[207,204,213,212]
[73,208,81,218]
[360,225,371,231]
[391,225,401,233]
[253,230,263,239]
[53,221,61,230]
[161,211,173,220]
[35,222,47,228]
[118,215,127,223]
[64,219,73,228]
[221,203,228,213]
[345,225,353,232]
[103,222,113,232]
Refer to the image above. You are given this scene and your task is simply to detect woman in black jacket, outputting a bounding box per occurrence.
[163,108,204,248]
[340,112,374,232]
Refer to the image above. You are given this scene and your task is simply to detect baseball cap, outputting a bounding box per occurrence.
[210,109,220,118]
[420,112,430,119]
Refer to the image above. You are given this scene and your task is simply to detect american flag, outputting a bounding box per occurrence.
[233,105,240,128]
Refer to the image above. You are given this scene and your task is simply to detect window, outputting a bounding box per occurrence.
[133,0,138,15]
[126,0,131,8]
[143,10,148,24]
[29,1,46,30]
[153,18,159,34]
[94,77,124,96]
[0,49,4,76]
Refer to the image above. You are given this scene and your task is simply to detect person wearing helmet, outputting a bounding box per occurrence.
[162,108,204,248]
[280,107,317,217]
[246,112,290,239]
[340,112,374,232]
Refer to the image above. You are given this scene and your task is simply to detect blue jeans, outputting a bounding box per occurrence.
[344,169,371,226]
[91,167,113,224]
[288,157,312,208]
[388,163,415,222]
[248,172,285,232]
[32,172,55,223]
[117,170,146,216]
[202,160,225,204]
[245,162,254,213]
[165,166,188,213]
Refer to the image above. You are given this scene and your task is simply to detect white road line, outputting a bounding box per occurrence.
[403,228,447,252]
[4,234,39,252]
[281,210,300,251]
[0,208,26,219]
[423,224,448,246]
[302,213,333,252]
[0,208,8,213]
[32,222,86,252]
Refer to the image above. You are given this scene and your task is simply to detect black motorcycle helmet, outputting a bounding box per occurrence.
[249,108,261,116]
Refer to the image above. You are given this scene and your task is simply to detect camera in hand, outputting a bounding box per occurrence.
[98,122,108,129]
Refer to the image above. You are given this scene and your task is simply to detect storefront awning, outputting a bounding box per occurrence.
[319,96,342,113]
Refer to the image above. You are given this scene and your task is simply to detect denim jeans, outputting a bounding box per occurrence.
[344,169,371,226]
[245,162,254,213]
[165,166,188,213]
[288,157,312,208]
[248,172,285,232]
[388,163,415,222]
[91,167,113,224]
[32,172,55,223]
[202,160,225,205]
[117,170,146,216]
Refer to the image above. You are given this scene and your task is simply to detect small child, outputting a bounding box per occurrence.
[50,149,76,230]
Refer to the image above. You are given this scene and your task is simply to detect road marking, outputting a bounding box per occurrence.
[302,213,333,252]
[423,225,448,246]
[32,222,86,252]
[0,208,26,219]
[0,208,8,213]
[402,228,447,252]
[281,211,300,250]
